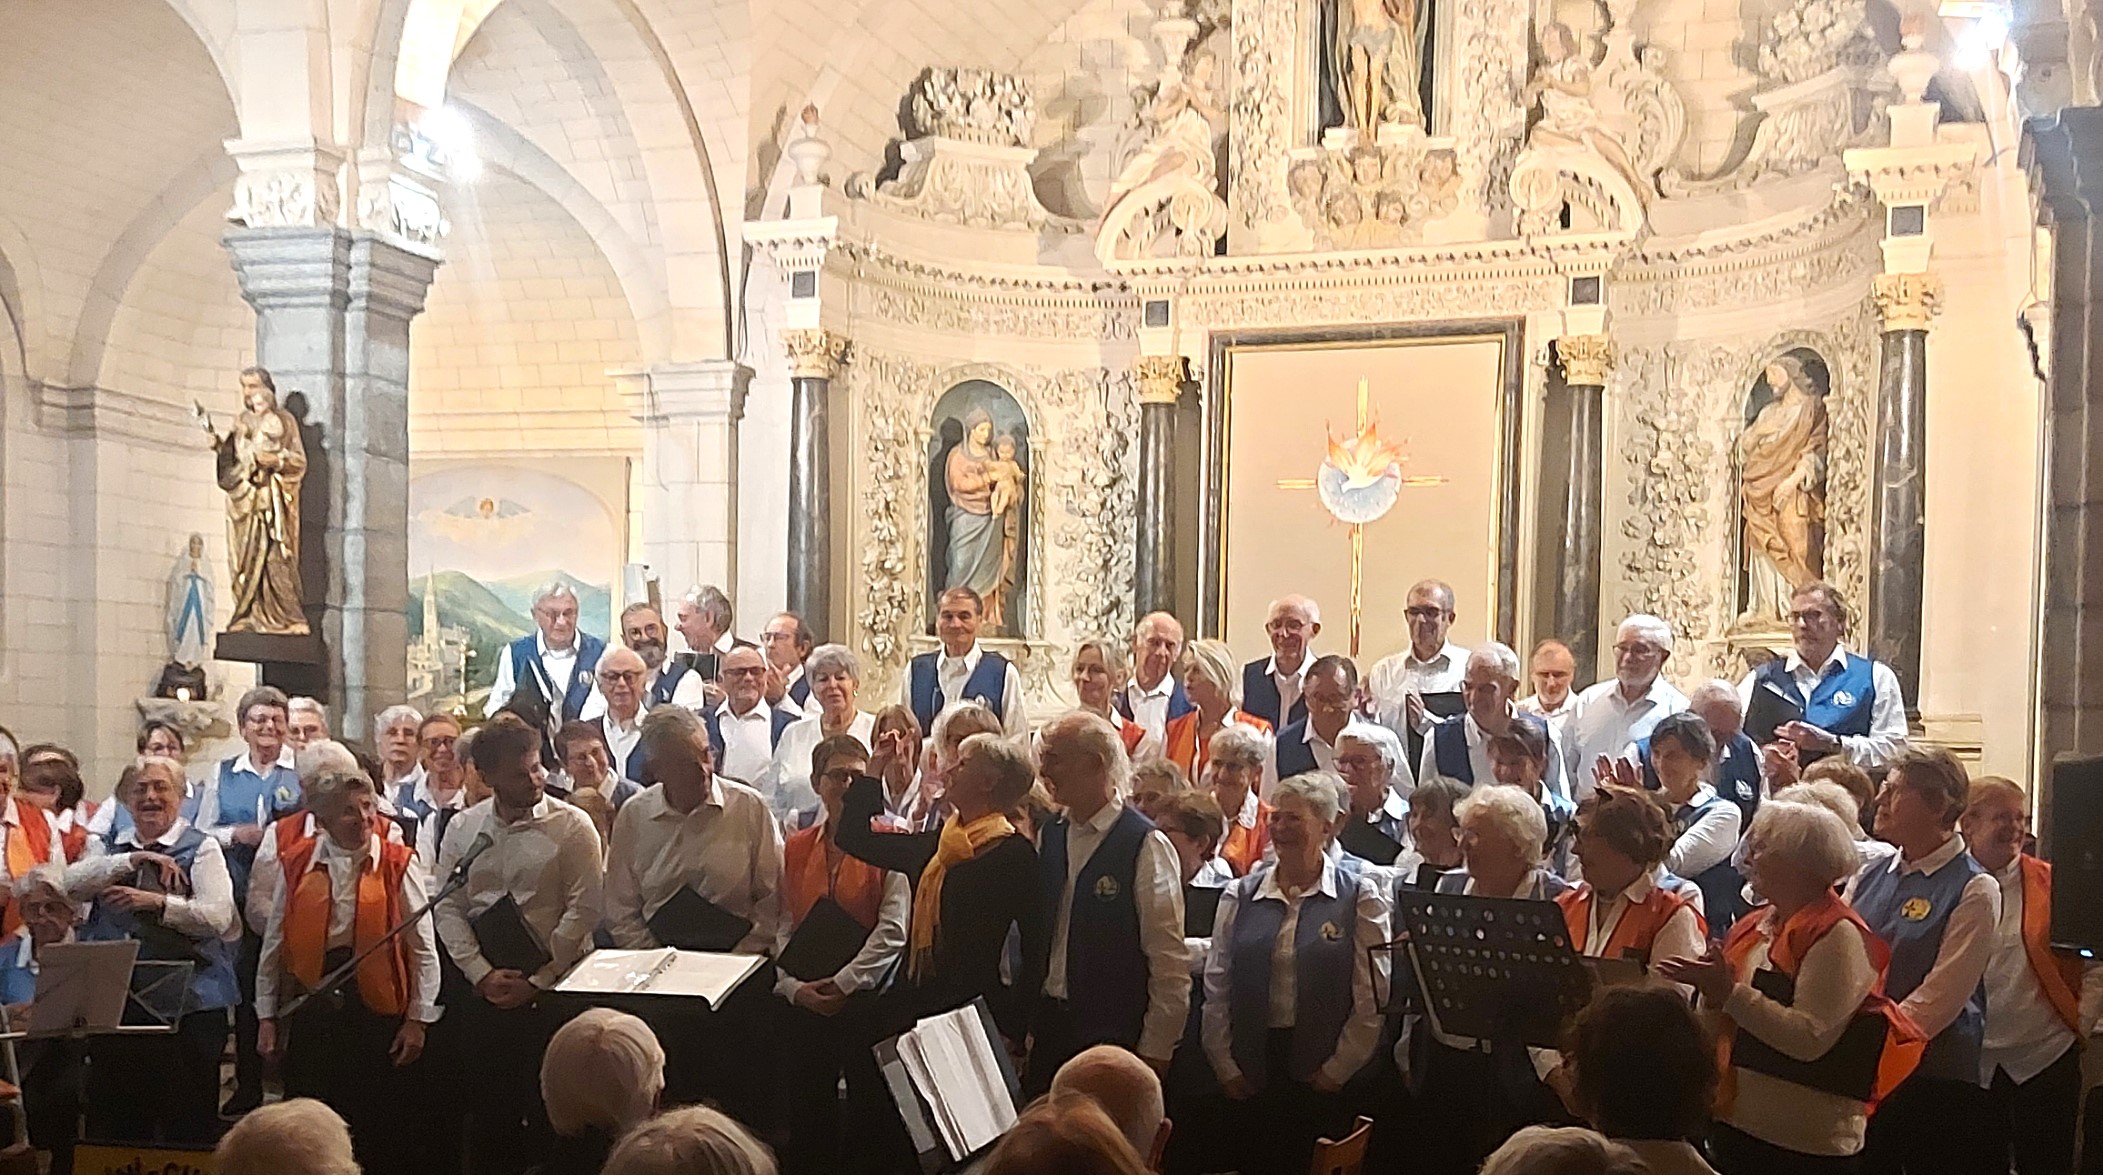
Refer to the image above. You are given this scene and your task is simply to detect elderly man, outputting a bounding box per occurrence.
[1276,655,1367,779]
[374,705,425,799]
[1117,612,1192,740]
[703,646,795,787]
[1683,679,1761,822]
[621,602,709,711]
[1050,1045,1173,1171]
[906,586,1027,737]
[286,698,330,752]
[1515,639,1579,736]
[1739,580,1908,770]
[553,722,643,809]
[1561,615,1687,801]
[1335,724,1411,867]
[674,584,749,681]
[761,610,815,716]
[1418,643,1566,798]
[1242,596,1322,730]
[486,582,607,724]
[1367,580,1470,741]
[594,646,653,784]
[1031,712,1190,1095]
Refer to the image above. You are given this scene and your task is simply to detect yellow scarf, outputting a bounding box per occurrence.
[909,811,1016,982]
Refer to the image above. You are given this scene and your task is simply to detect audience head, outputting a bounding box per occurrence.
[1334,724,1404,817]
[1302,654,1359,737]
[215,1098,358,1175]
[558,720,615,790]
[1529,639,1577,708]
[236,685,292,759]
[620,602,673,670]
[984,1097,1151,1175]
[1960,775,2028,873]
[1179,640,1241,718]
[950,733,1037,819]
[1409,778,1470,868]
[805,644,863,719]
[534,582,583,650]
[1270,772,1345,864]
[1686,679,1743,743]
[1877,745,1970,854]
[1204,723,1271,817]
[1128,758,1189,821]
[286,697,329,751]
[1572,785,1673,897]
[602,1105,776,1175]
[636,706,713,795]
[294,739,361,786]
[1456,784,1546,894]
[1039,711,1129,814]
[1610,615,1673,693]
[935,587,986,656]
[374,704,424,777]
[1049,1045,1170,1169]
[721,646,768,711]
[1132,612,1186,690]
[1264,596,1321,669]
[1568,984,1716,1142]
[676,584,734,652]
[597,646,648,720]
[1743,799,1858,910]
[760,611,811,673]
[1070,638,1131,713]
[1479,1126,1647,1175]
[931,700,1003,768]
[1646,711,1715,798]
[1403,579,1457,658]
[1463,642,1522,727]
[472,712,545,811]
[1788,581,1850,663]
[1154,790,1226,884]
[1773,780,1869,839]
[1486,722,1550,796]
[541,1008,667,1139]
[1801,757,1876,829]
[136,719,186,762]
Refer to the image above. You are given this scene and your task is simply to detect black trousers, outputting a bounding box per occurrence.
[230,926,264,1107]
[1863,1074,2000,1175]
[454,994,575,1175]
[282,957,425,1175]
[778,992,909,1175]
[1407,1036,1563,1175]
[84,1010,229,1146]
[1221,1030,1356,1175]
[1987,1044,2081,1175]
[1023,997,1142,1099]
[14,1038,81,1175]
[1710,1123,1862,1175]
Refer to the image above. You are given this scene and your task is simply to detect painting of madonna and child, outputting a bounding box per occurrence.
[926,380,1032,637]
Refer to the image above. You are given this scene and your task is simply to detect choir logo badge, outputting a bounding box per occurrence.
[1094,877,1122,901]
[1833,691,1857,708]
[273,785,295,807]
[577,669,593,689]
[1319,921,1344,942]
[1901,897,1933,922]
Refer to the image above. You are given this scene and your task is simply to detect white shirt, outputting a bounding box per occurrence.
[774,867,912,1003]
[194,745,299,846]
[1202,855,1391,1089]
[767,711,876,820]
[1666,785,1743,880]
[1414,712,1567,799]
[604,777,785,957]
[1515,692,1577,740]
[1843,834,2001,1041]
[485,632,607,720]
[411,789,469,876]
[1716,912,1879,1155]
[1980,857,2103,1084]
[1266,655,1310,725]
[70,819,237,944]
[1043,798,1191,1062]
[909,643,1028,738]
[714,699,780,787]
[1126,674,1177,740]
[1561,676,1689,801]
[649,662,711,711]
[255,831,441,1022]
[602,707,646,780]
[434,797,605,988]
[1736,643,1908,768]
[1367,641,1468,735]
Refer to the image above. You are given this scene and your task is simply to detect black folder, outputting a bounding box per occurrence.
[1731,966,1890,1101]
[471,894,553,976]
[1339,819,1404,866]
[1183,884,1225,938]
[779,897,873,982]
[1745,680,1806,747]
[648,886,754,953]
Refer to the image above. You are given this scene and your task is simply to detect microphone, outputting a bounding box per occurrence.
[447,831,495,885]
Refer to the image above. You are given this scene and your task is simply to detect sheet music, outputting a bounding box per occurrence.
[553,948,764,1009]
[898,1005,1016,1159]
[554,949,676,995]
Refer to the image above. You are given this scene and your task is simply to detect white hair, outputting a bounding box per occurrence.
[13,861,66,906]
[373,704,423,743]
[1040,711,1133,796]
[1336,724,1407,792]
[216,1099,359,1175]
[1616,613,1674,653]
[931,700,1002,759]
[1272,771,1347,825]
[1456,784,1547,866]
[1479,1127,1646,1175]
[1267,594,1321,627]
[1470,642,1522,683]
[1753,797,1862,886]
[1688,678,1741,714]
[805,643,862,684]
[541,1008,667,1138]
[287,696,327,723]
[533,581,580,610]
[602,1106,776,1175]
[294,740,361,784]
[1207,723,1273,772]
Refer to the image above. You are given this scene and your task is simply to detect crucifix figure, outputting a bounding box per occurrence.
[1277,377,1447,655]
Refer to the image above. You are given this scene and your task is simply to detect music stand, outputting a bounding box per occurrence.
[1394,890,1593,1048]
[874,998,1019,1174]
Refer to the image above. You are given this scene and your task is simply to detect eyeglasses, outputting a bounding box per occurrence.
[1335,754,1382,770]
[1612,642,1663,658]
[599,670,644,683]
[1404,607,1448,621]
[818,767,863,782]
[1785,610,1836,625]
[722,666,765,677]
[421,735,457,748]
[759,632,797,643]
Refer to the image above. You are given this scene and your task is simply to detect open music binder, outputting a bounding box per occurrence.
[554,949,766,1010]
[874,999,1020,1173]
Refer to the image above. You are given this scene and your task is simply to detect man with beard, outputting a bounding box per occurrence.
[621,602,709,711]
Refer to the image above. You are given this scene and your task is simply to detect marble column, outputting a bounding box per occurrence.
[1867,273,1941,708]
[621,362,752,605]
[1553,335,1612,687]
[783,330,848,641]
[224,228,440,736]
[1134,355,1185,619]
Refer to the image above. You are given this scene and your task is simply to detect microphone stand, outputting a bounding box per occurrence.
[277,862,478,1021]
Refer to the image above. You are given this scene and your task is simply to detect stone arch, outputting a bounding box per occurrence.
[0,216,46,382]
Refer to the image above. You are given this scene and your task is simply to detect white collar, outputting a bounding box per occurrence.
[1609,675,1675,709]
[604,705,646,735]
[116,817,191,850]
[1071,796,1124,835]
[492,796,556,828]
[1990,856,2024,885]
[1894,832,1967,876]
[715,698,771,723]
[538,632,580,659]
[1304,717,1359,747]
[1674,783,1720,811]
[1407,643,1465,671]
[1255,856,1340,903]
[414,776,466,811]
[315,831,380,872]
[940,643,984,674]
[234,745,296,776]
[1366,789,1409,824]
[1234,789,1260,829]
[1525,693,1574,716]
[1264,654,1310,683]
[1133,673,1174,701]
[1785,642,1851,677]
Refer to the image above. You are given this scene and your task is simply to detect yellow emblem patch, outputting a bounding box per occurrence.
[1901,896,1933,922]
[1319,921,1344,942]
[1094,876,1121,900]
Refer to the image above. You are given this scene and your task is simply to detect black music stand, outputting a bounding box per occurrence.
[1394,890,1594,1048]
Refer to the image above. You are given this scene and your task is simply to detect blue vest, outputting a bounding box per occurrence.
[1637,734,1762,827]
[211,756,302,904]
[1228,858,1364,1089]
[789,675,811,709]
[80,825,241,1014]
[1755,653,1877,739]
[394,780,432,824]
[509,632,608,722]
[1040,806,1155,1050]
[1671,792,1748,933]
[647,660,692,708]
[1852,849,1987,1083]
[1431,712,1549,785]
[907,649,1010,733]
[0,935,33,1007]
[1116,680,1194,726]
[1241,660,1308,731]
[1275,719,1318,779]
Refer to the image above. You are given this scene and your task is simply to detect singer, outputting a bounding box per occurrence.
[254,770,440,1173]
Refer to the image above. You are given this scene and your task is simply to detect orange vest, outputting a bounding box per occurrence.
[1164,711,1272,783]
[276,818,415,1017]
[1716,893,1926,1109]
[1220,799,1272,878]
[1556,882,1704,963]
[1118,722,1146,758]
[2,805,57,938]
[784,823,886,930]
[2017,856,2086,1033]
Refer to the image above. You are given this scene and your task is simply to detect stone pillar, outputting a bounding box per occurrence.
[1134,355,1186,618]
[783,330,848,642]
[1553,335,1612,688]
[1867,274,1940,706]
[621,362,752,603]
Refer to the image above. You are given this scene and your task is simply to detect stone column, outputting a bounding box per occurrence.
[783,330,848,642]
[1553,335,1612,687]
[622,362,752,604]
[1134,355,1186,618]
[1867,274,1941,706]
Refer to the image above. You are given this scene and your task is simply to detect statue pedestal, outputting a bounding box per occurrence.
[214,630,326,699]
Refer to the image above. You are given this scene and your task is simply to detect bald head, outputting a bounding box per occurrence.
[1529,639,1576,708]
[1133,612,1185,691]
[597,646,648,720]
[1048,1046,1168,1166]
[1688,678,1743,741]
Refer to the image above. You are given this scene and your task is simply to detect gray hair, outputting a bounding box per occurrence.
[216,1098,360,1175]
[294,740,361,784]
[931,700,1002,758]
[236,685,290,726]
[14,861,67,907]
[287,696,328,723]
[1071,637,1130,681]
[602,1105,776,1175]
[1456,784,1547,866]
[373,704,424,744]
[1469,642,1522,684]
[304,770,376,818]
[683,584,734,631]
[1039,710,1133,796]
[805,643,862,684]
[533,581,580,611]
[1479,1127,1646,1175]
[1207,723,1273,772]
[1267,594,1322,626]
[1773,781,1868,838]
[638,707,708,774]
[541,1008,666,1138]
[1616,613,1675,654]
[1272,771,1347,825]
[1754,797,1864,885]
[961,733,1037,811]
[1336,724,1406,789]
[1687,678,1741,715]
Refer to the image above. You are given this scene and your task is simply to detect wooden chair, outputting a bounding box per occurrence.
[1309,1115,1374,1175]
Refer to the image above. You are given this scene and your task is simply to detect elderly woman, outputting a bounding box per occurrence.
[1774,781,1895,872]
[769,643,877,820]
[1560,785,1705,974]
[1336,724,1410,866]
[1439,784,1566,900]
[1205,723,1275,877]
[532,1009,667,1175]
[1164,640,1273,782]
[69,755,239,1145]
[1202,771,1390,1175]
[1128,759,1190,823]
[373,704,426,797]
[1659,800,1921,1174]
[216,1098,360,1175]
[0,862,84,1173]
[1070,637,1160,760]
[1487,723,1577,877]
[602,1105,778,1175]
[1396,777,1469,891]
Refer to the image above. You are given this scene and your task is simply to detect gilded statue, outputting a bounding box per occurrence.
[1334,0,1426,130]
[202,367,309,635]
[1738,354,1828,623]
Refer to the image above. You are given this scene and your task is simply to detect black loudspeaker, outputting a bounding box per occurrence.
[2049,754,2103,956]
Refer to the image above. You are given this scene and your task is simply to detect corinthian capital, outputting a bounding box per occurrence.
[1555,335,1615,386]
[1873,273,1945,333]
[1136,355,1189,405]
[783,329,850,380]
